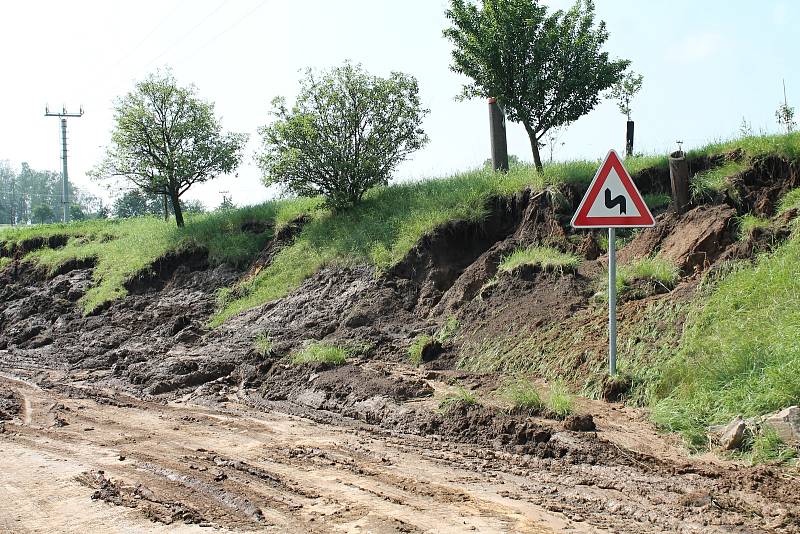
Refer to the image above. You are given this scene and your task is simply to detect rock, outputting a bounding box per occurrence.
[718,416,747,450]
[764,406,800,445]
[563,414,596,432]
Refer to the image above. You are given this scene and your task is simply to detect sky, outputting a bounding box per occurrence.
[1,0,798,210]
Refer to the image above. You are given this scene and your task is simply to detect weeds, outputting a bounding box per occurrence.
[290,342,348,365]
[436,316,460,343]
[253,333,272,357]
[499,246,580,274]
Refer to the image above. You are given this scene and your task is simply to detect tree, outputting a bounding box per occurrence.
[776,80,796,134]
[257,62,429,210]
[444,0,629,172]
[69,204,87,221]
[32,204,54,224]
[609,70,643,121]
[113,190,163,218]
[217,194,236,211]
[182,199,206,214]
[93,70,247,227]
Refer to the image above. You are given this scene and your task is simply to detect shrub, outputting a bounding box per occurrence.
[290,342,347,365]
[257,62,429,210]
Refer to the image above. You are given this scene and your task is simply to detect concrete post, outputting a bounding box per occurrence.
[669,150,690,214]
[488,98,509,172]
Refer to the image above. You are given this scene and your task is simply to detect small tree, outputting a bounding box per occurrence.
[69,204,87,221]
[777,80,796,134]
[93,70,247,227]
[258,62,429,210]
[609,70,643,121]
[32,204,54,224]
[444,0,628,172]
[217,194,236,211]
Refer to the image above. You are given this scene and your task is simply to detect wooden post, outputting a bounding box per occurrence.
[625,120,634,156]
[669,150,690,214]
[488,98,509,172]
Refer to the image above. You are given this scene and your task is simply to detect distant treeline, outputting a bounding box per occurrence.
[0,161,208,225]
[0,161,106,224]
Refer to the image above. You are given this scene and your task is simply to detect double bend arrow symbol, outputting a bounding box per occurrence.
[604,188,627,215]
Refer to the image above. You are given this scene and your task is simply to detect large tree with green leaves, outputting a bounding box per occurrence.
[93,70,247,227]
[444,0,629,171]
[257,62,429,210]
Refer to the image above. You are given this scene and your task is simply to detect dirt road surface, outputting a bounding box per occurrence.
[1,371,798,533]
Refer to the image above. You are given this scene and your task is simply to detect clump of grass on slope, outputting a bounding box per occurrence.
[617,256,680,290]
[0,198,315,314]
[439,385,480,411]
[651,234,800,449]
[643,193,671,210]
[545,381,574,418]
[778,187,800,215]
[499,246,579,274]
[690,161,746,202]
[407,334,433,366]
[738,214,770,240]
[497,378,544,413]
[290,342,348,365]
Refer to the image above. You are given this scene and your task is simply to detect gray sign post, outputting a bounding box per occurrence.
[570,150,655,377]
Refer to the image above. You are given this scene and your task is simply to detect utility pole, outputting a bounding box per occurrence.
[45,105,84,223]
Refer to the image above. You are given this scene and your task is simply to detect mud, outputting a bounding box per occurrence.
[0,156,799,532]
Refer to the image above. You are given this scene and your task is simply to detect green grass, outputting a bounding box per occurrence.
[738,214,771,240]
[690,161,747,202]
[253,333,272,357]
[436,316,461,343]
[439,385,480,411]
[290,342,348,365]
[688,131,800,161]
[0,200,316,314]
[650,232,800,449]
[545,381,574,418]
[643,193,671,210]
[497,378,544,413]
[498,246,580,274]
[778,188,800,215]
[617,256,680,291]
[749,427,797,464]
[407,335,433,366]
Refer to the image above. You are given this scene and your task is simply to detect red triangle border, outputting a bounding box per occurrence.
[570,150,655,228]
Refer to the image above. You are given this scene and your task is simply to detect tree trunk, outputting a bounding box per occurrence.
[524,124,544,173]
[163,194,169,221]
[170,191,184,228]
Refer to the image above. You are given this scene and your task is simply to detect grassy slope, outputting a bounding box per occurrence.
[0,200,314,313]
[650,220,800,448]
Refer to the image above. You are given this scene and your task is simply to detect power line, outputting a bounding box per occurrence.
[173,0,270,65]
[103,0,189,73]
[143,0,233,69]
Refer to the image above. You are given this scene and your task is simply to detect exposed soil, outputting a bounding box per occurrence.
[1,156,799,532]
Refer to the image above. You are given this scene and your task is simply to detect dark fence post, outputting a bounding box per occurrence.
[489,97,509,172]
[625,120,635,157]
[669,150,690,214]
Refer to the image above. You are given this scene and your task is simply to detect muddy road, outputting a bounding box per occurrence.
[1,372,797,534]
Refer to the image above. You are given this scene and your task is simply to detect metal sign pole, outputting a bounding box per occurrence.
[608,227,617,376]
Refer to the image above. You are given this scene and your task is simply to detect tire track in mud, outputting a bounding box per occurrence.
[0,378,565,533]
[1,376,798,533]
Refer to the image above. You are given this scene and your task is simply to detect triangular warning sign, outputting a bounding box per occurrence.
[571,149,655,228]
